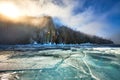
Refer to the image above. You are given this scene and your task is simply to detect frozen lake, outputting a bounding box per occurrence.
[0,44,120,80]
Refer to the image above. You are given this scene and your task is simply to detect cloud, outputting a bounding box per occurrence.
[0,0,120,44]
[0,0,95,31]
[14,0,97,30]
[0,1,92,24]
[110,32,120,44]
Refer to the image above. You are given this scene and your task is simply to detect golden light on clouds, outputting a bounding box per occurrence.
[0,2,21,19]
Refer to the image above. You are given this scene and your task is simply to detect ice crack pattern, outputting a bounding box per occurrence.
[0,46,120,80]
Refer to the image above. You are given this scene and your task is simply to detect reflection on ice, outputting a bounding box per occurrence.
[0,45,120,80]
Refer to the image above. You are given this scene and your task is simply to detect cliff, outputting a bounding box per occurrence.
[0,14,113,44]
[0,14,56,44]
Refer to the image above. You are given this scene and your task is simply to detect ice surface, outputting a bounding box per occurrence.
[0,45,120,80]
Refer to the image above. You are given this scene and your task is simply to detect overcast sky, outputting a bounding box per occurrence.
[0,0,120,44]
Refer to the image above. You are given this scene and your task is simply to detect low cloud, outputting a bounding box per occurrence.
[110,32,120,44]
[0,0,99,34]
[0,0,120,44]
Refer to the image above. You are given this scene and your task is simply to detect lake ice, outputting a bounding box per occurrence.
[0,45,120,80]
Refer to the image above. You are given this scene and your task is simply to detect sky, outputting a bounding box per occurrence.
[0,0,120,44]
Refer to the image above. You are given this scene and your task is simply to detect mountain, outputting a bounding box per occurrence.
[0,14,113,45]
[55,26,113,44]
[0,14,56,44]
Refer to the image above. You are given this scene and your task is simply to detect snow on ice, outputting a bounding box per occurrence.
[0,45,120,80]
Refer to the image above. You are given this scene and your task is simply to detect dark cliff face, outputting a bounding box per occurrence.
[0,15,56,44]
[0,14,113,45]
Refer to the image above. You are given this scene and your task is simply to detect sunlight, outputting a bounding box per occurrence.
[0,2,21,19]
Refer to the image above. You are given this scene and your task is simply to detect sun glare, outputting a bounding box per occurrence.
[0,2,21,18]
